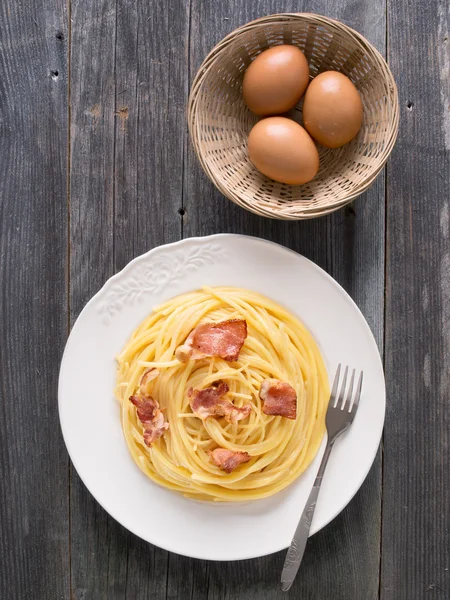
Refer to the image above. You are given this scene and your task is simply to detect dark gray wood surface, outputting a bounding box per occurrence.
[382,1,450,599]
[0,1,70,599]
[0,0,448,598]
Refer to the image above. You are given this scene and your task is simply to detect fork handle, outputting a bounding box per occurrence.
[280,440,334,592]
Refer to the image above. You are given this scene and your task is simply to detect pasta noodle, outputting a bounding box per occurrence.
[115,287,329,501]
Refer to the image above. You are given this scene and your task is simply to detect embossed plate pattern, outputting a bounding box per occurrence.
[59,234,385,560]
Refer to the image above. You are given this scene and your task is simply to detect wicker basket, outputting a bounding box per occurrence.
[188,13,399,220]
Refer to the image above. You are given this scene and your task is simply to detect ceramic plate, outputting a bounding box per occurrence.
[59,234,385,560]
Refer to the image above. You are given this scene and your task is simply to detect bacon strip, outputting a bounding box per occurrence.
[188,382,251,424]
[130,369,169,447]
[259,379,297,419]
[130,395,158,423]
[208,448,251,473]
[142,409,169,447]
[176,319,247,363]
[130,395,169,447]
[139,368,160,397]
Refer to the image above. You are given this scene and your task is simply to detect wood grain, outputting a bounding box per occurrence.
[68,0,188,598]
[383,1,450,598]
[0,1,69,599]
[69,3,118,595]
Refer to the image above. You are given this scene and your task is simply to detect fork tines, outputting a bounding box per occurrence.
[331,364,363,412]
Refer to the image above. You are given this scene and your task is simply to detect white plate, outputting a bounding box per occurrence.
[59,234,385,561]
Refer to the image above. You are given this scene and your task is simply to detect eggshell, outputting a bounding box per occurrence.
[248,117,319,185]
[303,71,363,148]
[243,45,310,116]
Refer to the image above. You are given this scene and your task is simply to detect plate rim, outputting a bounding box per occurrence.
[59,233,385,560]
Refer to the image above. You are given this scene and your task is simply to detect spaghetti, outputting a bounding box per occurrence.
[115,287,329,501]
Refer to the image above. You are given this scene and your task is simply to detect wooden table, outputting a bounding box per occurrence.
[1,1,449,598]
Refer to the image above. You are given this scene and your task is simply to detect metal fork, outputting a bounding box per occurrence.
[280,365,363,592]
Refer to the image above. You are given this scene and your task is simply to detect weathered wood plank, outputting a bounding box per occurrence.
[180,1,385,598]
[0,1,69,599]
[382,1,450,598]
[68,0,188,598]
[69,3,118,596]
[113,0,188,272]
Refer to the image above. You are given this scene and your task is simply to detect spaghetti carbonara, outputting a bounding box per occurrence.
[115,287,328,501]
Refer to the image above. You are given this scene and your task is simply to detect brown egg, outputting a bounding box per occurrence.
[248,117,319,185]
[303,71,363,148]
[243,45,310,116]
